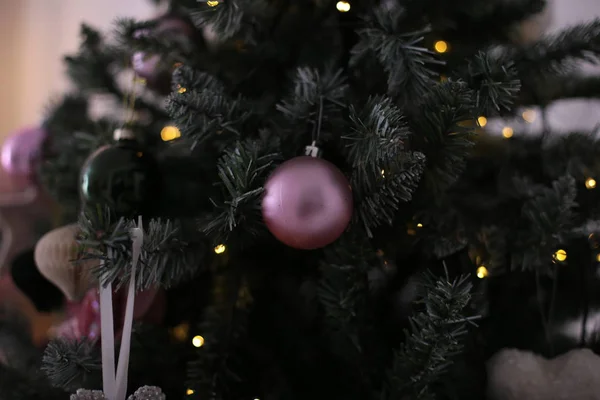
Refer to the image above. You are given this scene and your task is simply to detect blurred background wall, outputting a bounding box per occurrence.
[0,0,599,137]
[0,0,154,136]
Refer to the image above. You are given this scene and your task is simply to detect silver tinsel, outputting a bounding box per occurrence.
[127,386,166,400]
[70,389,106,400]
[71,386,165,400]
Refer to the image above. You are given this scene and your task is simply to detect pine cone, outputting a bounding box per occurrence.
[70,389,106,400]
[127,386,166,400]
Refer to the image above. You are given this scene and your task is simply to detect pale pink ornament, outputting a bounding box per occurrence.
[34,224,98,302]
[1,126,46,179]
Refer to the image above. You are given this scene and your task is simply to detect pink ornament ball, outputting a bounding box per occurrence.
[131,16,195,88]
[132,51,162,81]
[1,126,46,177]
[262,156,354,250]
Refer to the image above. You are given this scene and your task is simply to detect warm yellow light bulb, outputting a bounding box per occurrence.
[214,244,226,254]
[161,125,182,142]
[477,116,487,127]
[207,0,220,6]
[434,41,449,53]
[381,169,385,177]
[554,249,567,262]
[476,266,488,279]
[172,323,190,341]
[192,335,205,348]
[178,86,187,94]
[336,1,351,12]
[586,178,597,189]
[522,109,536,123]
[596,253,600,262]
[502,127,514,138]
[417,223,423,228]
[186,389,195,395]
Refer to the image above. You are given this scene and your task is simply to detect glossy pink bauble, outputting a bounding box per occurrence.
[1,126,46,178]
[262,156,353,250]
[131,16,194,88]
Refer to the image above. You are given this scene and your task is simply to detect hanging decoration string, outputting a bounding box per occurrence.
[305,96,325,157]
[99,216,144,400]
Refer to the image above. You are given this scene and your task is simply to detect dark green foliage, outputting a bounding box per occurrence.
[42,339,102,392]
[409,81,477,195]
[199,137,282,247]
[186,271,251,400]
[166,73,253,147]
[28,1,600,400]
[386,271,474,400]
[510,175,578,272]
[512,19,600,77]
[351,6,443,102]
[461,51,521,116]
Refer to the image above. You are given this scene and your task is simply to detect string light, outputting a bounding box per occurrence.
[336,1,351,12]
[381,169,385,177]
[186,389,195,396]
[596,254,600,262]
[172,323,190,341]
[434,41,449,53]
[161,126,181,141]
[178,86,187,94]
[439,74,448,82]
[553,249,567,262]
[192,335,205,348]
[476,266,488,279]
[477,116,487,127]
[207,0,220,6]
[586,178,597,189]
[502,127,514,139]
[214,244,226,254]
[417,223,423,228]
[522,109,536,123]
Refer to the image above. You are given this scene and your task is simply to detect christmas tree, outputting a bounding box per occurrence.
[2,0,600,399]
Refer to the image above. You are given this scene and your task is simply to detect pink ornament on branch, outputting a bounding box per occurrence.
[262,155,353,250]
[1,126,47,181]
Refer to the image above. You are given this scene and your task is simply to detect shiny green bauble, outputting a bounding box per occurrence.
[79,138,159,217]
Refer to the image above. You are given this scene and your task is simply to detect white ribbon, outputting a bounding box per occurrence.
[100,216,144,400]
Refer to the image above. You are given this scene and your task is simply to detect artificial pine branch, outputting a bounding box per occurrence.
[165,79,252,147]
[42,338,102,393]
[408,80,477,195]
[512,18,600,76]
[351,6,444,102]
[520,74,600,105]
[343,96,425,235]
[138,219,208,290]
[187,0,271,40]
[76,206,133,288]
[114,18,196,64]
[352,152,426,237]
[541,132,600,180]
[198,137,281,247]
[511,175,578,272]
[276,67,349,149]
[187,272,251,399]
[386,270,474,400]
[171,65,227,94]
[460,51,521,116]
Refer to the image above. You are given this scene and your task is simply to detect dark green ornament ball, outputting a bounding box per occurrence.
[79,139,159,217]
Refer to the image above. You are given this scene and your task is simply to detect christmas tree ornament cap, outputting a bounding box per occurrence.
[114,128,135,141]
[304,141,321,158]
